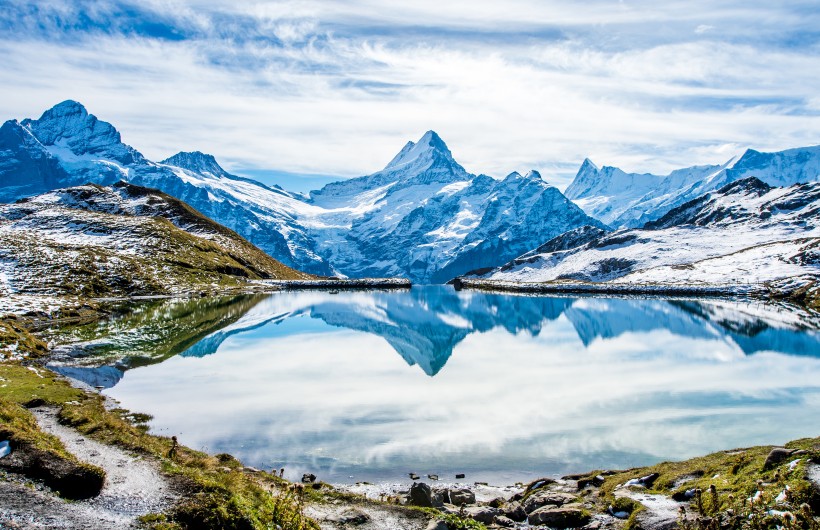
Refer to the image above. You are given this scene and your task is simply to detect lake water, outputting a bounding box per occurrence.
[48,286,820,485]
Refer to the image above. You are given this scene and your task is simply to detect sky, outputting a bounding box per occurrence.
[1,1,819,191]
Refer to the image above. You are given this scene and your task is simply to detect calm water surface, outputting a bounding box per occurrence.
[49,286,820,484]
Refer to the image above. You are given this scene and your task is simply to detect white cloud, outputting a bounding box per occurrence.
[1,1,819,190]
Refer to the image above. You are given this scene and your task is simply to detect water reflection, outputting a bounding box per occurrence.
[49,287,820,484]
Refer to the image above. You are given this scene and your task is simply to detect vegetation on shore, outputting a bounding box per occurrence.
[0,360,318,529]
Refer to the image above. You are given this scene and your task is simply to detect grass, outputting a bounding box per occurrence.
[0,361,318,529]
[0,317,50,360]
[596,438,820,529]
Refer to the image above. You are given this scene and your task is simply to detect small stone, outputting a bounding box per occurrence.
[301,473,316,483]
[455,473,466,479]
[425,521,449,530]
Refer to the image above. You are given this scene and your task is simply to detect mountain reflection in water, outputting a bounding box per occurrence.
[50,286,820,484]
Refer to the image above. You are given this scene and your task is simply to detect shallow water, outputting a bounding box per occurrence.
[49,286,820,485]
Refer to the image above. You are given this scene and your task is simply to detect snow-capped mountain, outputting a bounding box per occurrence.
[0,102,601,282]
[0,101,333,275]
[565,146,820,228]
[482,177,820,287]
[0,182,309,298]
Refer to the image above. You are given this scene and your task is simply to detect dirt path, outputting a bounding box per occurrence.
[0,407,180,529]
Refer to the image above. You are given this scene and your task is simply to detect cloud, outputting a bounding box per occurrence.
[1,1,819,190]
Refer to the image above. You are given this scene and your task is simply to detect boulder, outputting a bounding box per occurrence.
[502,501,528,522]
[528,505,591,528]
[764,448,794,470]
[425,521,449,530]
[523,491,578,513]
[447,487,476,505]
[462,505,500,524]
[494,515,516,527]
[409,482,433,507]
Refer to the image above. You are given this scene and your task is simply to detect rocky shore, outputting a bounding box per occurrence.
[259,277,413,290]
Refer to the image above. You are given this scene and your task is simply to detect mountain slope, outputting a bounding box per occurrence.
[0,103,602,283]
[0,182,311,298]
[481,177,820,288]
[566,146,820,228]
[0,101,334,275]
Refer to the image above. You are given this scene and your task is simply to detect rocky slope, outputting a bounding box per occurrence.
[0,182,310,298]
[565,145,820,227]
[478,177,820,295]
[0,102,602,283]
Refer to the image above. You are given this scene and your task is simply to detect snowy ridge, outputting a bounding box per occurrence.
[566,146,820,228]
[479,178,820,291]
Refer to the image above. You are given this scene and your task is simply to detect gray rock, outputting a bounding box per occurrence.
[447,487,476,505]
[523,491,578,513]
[409,482,433,507]
[502,501,528,522]
[528,505,591,528]
[494,515,516,527]
[431,489,446,507]
[463,505,500,524]
[764,448,794,470]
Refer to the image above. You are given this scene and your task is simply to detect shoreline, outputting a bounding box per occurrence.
[258,277,412,290]
[453,277,764,297]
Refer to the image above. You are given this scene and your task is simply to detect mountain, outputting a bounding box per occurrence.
[0,182,310,298]
[0,101,334,275]
[0,102,602,283]
[565,146,820,228]
[481,177,820,289]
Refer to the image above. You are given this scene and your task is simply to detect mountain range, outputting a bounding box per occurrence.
[565,145,820,227]
[1,100,820,290]
[0,101,601,283]
[481,177,820,293]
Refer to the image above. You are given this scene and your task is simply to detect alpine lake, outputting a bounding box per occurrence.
[43,286,820,486]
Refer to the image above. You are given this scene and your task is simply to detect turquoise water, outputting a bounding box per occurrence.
[55,287,820,484]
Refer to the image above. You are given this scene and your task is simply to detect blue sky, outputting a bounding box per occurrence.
[1,1,819,191]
